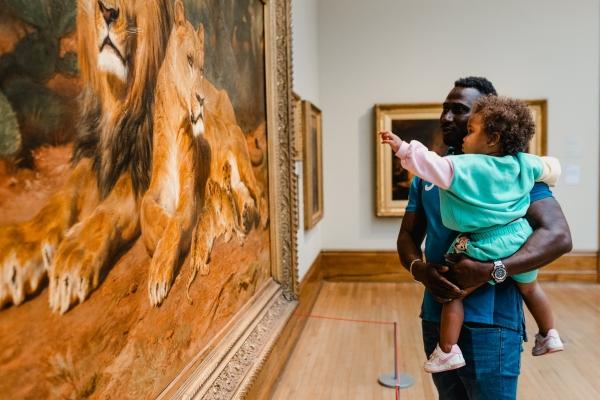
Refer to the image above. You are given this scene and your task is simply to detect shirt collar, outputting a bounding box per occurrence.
[446,146,459,156]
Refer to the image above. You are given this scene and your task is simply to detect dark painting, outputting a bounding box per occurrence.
[390,119,443,200]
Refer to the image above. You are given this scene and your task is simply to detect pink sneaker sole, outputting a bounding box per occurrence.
[424,359,466,373]
[532,346,564,356]
[423,362,467,374]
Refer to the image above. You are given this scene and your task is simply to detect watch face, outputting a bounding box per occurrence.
[493,267,507,281]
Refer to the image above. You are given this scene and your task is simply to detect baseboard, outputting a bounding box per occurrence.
[245,254,323,399]
[321,251,599,283]
[321,251,409,282]
[539,252,598,282]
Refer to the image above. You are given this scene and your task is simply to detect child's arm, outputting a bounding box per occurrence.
[536,156,561,187]
[380,131,453,189]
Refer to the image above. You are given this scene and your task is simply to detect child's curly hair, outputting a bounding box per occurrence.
[471,96,535,155]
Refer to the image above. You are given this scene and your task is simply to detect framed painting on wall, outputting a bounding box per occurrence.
[302,100,324,229]
[374,103,444,217]
[525,99,548,155]
[374,99,547,217]
[0,0,297,399]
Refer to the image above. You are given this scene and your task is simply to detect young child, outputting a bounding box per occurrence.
[380,95,564,373]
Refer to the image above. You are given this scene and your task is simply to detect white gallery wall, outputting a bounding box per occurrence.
[292,0,322,280]
[315,0,600,251]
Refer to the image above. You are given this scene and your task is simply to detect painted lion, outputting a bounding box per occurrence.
[0,0,173,313]
[140,1,267,306]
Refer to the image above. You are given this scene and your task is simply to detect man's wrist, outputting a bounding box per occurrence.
[480,261,495,281]
[409,258,422,275]
[410,260,426,283]
[465,259,495,284]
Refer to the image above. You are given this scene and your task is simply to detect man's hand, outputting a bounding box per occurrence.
[444,253,493,289]
[412,260,464,302]
[397,211,463,303]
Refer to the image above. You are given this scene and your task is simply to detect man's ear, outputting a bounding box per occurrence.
[487,132,501,148]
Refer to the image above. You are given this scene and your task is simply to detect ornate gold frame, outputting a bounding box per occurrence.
[374,100,547,217]
[157,0,298,398]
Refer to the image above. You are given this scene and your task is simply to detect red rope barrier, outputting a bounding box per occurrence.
[294,312,402,399]
[293,312,396,326]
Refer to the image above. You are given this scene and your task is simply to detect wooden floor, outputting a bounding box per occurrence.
[273,282,600,399]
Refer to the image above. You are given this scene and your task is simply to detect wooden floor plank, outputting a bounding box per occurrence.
[273,282,600,399]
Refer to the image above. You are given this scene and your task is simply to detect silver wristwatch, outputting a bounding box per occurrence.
[491,260,507,283]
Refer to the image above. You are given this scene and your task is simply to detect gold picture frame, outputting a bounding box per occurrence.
[526,99,548,156]
[292,91,303,161]
[374,99,547,217]
[303,100,324,229]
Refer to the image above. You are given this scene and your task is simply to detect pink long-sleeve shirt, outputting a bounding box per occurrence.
[393,139,561,234]
[395,140,454,189]
[394,140,560,190]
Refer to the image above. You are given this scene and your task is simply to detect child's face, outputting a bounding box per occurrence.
[463,113,495,154]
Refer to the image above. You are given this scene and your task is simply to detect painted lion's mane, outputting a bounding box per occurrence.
[71,0,173,198]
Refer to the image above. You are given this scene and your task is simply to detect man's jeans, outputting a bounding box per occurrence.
[422,320,523,400]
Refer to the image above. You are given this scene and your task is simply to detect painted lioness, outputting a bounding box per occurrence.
[0,0,173,313]
[140,1,267,306]
[140,1,212,306]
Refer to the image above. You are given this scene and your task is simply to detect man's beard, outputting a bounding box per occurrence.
[442,131,464,151]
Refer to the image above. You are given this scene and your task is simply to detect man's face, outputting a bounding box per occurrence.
[440,87,484,150]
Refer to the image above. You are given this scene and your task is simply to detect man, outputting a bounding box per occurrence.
[397,77,572,399]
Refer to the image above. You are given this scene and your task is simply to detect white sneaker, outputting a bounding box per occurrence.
[532,328,564,356]
[424,344,466,373]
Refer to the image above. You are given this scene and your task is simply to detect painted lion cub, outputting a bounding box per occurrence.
[140,0,212,306]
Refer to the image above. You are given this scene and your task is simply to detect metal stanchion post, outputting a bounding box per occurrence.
[378,322,414,389]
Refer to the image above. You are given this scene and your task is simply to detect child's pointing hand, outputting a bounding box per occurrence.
[379,131,403,154]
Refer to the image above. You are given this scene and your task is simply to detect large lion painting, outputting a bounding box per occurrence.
[0,0,271,398]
